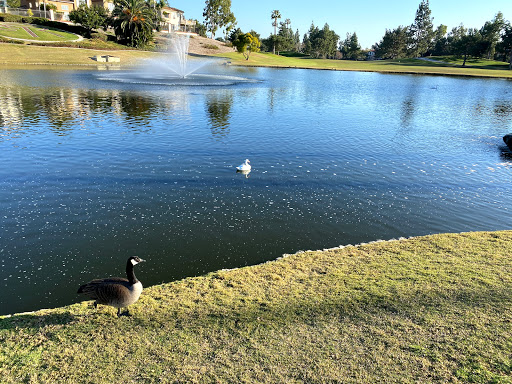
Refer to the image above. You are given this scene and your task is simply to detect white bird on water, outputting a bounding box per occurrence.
[236,159,251,172]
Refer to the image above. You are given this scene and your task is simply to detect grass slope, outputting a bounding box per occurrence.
[0,23,78,41]
[1,231,512,383]
[218,52,512,78]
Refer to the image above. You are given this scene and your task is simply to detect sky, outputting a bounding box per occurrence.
[169,0,511,49]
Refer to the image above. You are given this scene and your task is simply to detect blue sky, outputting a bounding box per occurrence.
[170,0,511,48]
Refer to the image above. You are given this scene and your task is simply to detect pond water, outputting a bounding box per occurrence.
[1,65,511,315]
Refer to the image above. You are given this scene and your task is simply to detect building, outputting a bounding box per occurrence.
[18,0,91,20]
[11,0,194,30]
[90,0,113,12]
[160,6,196,33]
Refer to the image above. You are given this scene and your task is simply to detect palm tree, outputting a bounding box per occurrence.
[111,0,155,48]
[271,9,281,54]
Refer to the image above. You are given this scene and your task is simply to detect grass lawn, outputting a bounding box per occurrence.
[0,23,78,41]
[1,231,512,383]
[434,55,511,70]
[0,43,156,66]
[216,51,512,79]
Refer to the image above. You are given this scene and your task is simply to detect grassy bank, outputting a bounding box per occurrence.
[217,51,512,78]
[1,231,512,383]
[2,42,512,79]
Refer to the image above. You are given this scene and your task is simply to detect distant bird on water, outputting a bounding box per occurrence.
[236,159,251,172]
[77,256,145,317]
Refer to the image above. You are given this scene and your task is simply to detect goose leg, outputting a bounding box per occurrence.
[117,308,131,317]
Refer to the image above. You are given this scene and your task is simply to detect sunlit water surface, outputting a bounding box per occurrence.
[1,66,511,315]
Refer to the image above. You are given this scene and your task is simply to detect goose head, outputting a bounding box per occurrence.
[129,256,145,266]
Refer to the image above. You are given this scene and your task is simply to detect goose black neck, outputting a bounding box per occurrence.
[126,260,139,285]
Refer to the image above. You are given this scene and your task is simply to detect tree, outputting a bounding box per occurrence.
[69,5,108,37]
[194,20,207,37]
[294,29,301,52]
[270,10,281,54]
[480,12,505,59]
[340,32,361,60]
[277,19,294,52]
[40,3,57,11]
[431,24,448,55]
[408,0,434,57]
[303,23,339,58]
[249,29,260,41]
[111,0,155,48]
[227,27,243,43]
[451,26,482,66]
[147,0,165,32]
[374,26,409,59]
[498,23,512,69]
[233,32,261,60]
[203,0,236,39]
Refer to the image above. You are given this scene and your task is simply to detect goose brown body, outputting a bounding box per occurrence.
[77,256,144,316]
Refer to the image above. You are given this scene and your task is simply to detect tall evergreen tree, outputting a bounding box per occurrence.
[294,29,301,52]
[480,12,505,59]
[498,23,512,69]
[340,32,362,60]
[374,26,409,59]
[409,0,434,57]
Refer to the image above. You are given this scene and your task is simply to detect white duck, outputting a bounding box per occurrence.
[236,159,251,172]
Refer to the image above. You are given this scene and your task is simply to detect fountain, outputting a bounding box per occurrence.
[96,34,256,87]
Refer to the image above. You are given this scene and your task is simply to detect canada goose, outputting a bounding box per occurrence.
[77,256,145,316]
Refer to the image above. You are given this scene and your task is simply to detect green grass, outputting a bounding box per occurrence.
[434,55,511,69]
[1,231,512,383]
[217,51,512,78]
[0,23,78,41]
[0,43,155,66]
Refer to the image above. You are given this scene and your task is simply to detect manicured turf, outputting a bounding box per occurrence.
[0,22,78,41]
[216,51,512,78]
[0,43,155,66]
[1,231,511,383]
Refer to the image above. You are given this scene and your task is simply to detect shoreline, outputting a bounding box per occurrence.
[0,230,502,319]
[0,234,407,318]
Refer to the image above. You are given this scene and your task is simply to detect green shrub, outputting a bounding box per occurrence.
[30,18,88,36]
[21,17,34,23]
[0,13,23,22]
[202,43,219,50]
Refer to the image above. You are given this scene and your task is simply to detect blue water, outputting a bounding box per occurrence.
[0,65,511,315]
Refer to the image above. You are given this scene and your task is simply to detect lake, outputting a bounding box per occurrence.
[0,65,511,315]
